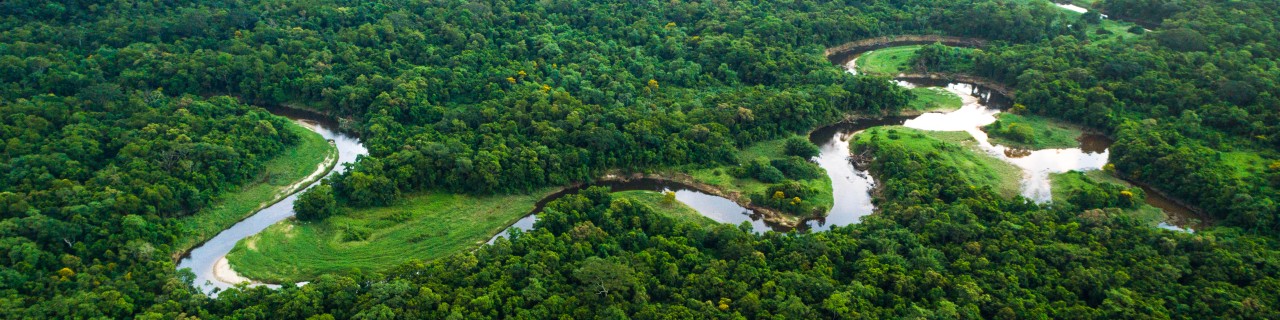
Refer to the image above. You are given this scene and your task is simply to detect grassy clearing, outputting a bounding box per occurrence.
[614,190,715,226]
[174,121,336,253]
[982,113,1085,149]
[857,127,1024,198]
[857,45,921,75]
[682,135,834,216]
[906,87,963,114]
[1050,171,1165,224]
[1043,0,1143,42]
[226,189,553,283]
[1222,151,1272,180]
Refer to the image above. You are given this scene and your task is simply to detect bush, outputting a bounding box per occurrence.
[770,156,824,180]
[750,181,821,215]
[295,183,339,221]
[1003,123,1037,144]
[740,158,786,183]
[784,137,820,159]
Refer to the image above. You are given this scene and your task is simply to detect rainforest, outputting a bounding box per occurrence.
[3,0,1280,318]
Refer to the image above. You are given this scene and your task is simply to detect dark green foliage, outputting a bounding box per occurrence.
[968,0,1280,232]
[0,93,297,318]
[770,156,826,180]
[295,183,338,221]
[988,121,1038,144]
[2,0,1279,318]
[737,158,787,183]
[1063,177,1144,210]
[1110,121,1277,230]
[751,180,823,215]
[784,137,820,159]
[202,144,1279,319]
[910,42,975,73]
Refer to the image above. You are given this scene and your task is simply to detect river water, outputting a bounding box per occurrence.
[487,179,784,243]
[489,74,1197,238]
[177,107,367,295]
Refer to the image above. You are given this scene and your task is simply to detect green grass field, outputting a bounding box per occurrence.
[856,45,921,75]
[614,190,715,226]
[174,121,337,253]
[982,113,1085,149]
[1050,171,1165,224]
[683,135,834,216]
[906,87,964,114]
[1222,151,1272,180]
[226,189,554,283]
[857,127,1024,198]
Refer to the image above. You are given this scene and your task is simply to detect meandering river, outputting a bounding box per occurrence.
[189,38,1197,294]
[177,107,366,295]
[490,71,1200,240]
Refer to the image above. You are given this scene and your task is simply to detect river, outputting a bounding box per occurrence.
[177,106,367,295]
[488,179,784,243]
[489,73,1199,239]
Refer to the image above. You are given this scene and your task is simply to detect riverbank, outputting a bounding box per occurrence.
[855,45,924,75]
[225,189,555,283]
[855,126,1025,198]
[613,190,716,227]
[1050,171,1166,223]
[601,171,808,228]
[905,87,964,114]
[676,135,835,226]
[172,121,338,260]
[982,113,1087,149]
[824,35,988,64]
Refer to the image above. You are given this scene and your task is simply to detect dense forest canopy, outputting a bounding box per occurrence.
[1,0,1279,318]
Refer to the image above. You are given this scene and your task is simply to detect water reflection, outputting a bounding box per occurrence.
[487,179,782,244]
[178,106,367,295]
[897,82,1110,203]
[805,117,909,231]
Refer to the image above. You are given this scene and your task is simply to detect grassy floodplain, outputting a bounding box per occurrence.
[227,189,554,283]
[613,190,716,227]
[682,135,834,216]
[856,45,922,74]
[906,87,964,114]
[174,121,337,253]
[856,126,1023,198]
[982,113,1086,149]
[228,188,717,283]
[1050,170,1165,224]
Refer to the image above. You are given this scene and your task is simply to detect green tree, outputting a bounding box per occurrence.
[295,184,339,221]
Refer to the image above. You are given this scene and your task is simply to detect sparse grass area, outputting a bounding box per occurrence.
[1050,170,1165,224]
[856,45,922,75]
[226,189,553,283]
[682,135,834,216]
[982,113,1085,149]
[614,190,715,226]
[1044,0,1143,42]
[174,121,337,253]
[856,126,1023,197]
[1222,151,1271,180]
[906,87,963,114]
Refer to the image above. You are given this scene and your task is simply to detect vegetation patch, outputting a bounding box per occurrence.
[1050,170,1164,224]
[226,189,552,283]
[175,121,337,252]
[855,126,1023,198]
[613,190,715,227]
[905,87,964,114]
[682,135,833,217]
[856,45,922,74]
[1222,151,1272,181]
[983,112,1085,149]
